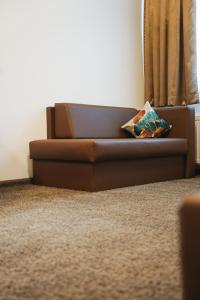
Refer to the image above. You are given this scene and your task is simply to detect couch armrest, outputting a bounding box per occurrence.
[46,107,56,139]
[155,106,195,139]
[180,195,200,300]
[155,106,195,177]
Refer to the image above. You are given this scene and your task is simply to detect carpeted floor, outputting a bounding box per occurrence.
[0,177,200,300]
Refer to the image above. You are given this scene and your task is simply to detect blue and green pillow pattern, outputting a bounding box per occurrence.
[121,101,172,138]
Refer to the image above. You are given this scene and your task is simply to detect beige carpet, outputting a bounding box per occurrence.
[1,177,200,300]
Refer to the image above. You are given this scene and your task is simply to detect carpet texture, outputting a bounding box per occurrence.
[1,177,200,300]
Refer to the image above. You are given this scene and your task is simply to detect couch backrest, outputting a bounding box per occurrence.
[47,103,137,139]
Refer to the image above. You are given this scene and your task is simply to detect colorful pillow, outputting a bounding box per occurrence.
[121,101,172,138]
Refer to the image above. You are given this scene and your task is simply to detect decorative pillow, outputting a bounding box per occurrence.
[121,101,172,138]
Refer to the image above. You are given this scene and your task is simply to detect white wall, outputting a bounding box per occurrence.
[0,0,144,181]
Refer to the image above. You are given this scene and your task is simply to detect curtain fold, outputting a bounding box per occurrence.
[144,0,199,106]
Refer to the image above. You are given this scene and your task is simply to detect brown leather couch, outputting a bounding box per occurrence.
[180,194,200,300]
[29,103,195,191]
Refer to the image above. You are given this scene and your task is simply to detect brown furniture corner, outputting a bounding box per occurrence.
[180,194,200,300]
[29,103,195,191]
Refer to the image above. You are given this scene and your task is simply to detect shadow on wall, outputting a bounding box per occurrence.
[0,108,47,181]
[26,108,47,179]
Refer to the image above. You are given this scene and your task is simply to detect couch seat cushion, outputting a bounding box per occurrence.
[30,138,188,163]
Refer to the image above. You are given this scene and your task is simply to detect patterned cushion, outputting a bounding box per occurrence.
[121,102,172,138]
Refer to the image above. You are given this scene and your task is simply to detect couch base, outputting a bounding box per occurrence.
[32,156,186,191]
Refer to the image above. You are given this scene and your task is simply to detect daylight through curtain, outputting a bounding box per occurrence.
[144,0,199,106]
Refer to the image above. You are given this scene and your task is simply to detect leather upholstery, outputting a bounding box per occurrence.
[180,195,200,300]
[54,103,138,138]
[30,138,187,162]
[46,107,56,139]
[29,102,195,191]
[33,156,185,191]
[155,106,195,177]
